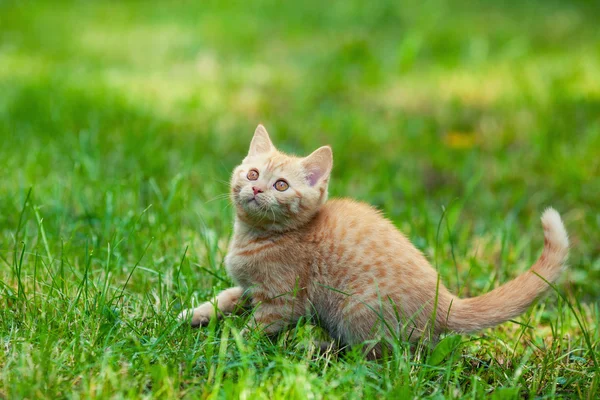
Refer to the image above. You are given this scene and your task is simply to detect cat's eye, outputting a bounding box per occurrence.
[274,180,289,192]
[247,169,259,181]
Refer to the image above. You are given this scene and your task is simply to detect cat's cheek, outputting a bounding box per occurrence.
[289,198,301,214]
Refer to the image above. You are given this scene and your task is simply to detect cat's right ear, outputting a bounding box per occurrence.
[301,146,333,187]
[248,124,274,156]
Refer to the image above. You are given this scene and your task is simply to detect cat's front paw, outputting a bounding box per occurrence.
[178,302,215,327]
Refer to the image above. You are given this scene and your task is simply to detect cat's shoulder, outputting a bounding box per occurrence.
[319,198,383,219]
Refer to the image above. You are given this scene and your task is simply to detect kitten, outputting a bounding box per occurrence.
[179,125,569,355]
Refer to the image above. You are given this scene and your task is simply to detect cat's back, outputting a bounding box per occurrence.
[320,198,384,220]
[306,198,416,258]
[312,198,395,232]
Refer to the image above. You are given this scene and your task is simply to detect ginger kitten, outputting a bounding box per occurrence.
[180,125,569,355]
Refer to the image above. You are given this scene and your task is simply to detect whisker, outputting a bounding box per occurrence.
[215,179,231,187]
[205,193,231,203]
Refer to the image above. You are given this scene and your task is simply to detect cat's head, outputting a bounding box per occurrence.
[230,125,332,232]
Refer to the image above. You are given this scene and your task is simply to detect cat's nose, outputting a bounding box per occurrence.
[252,186,264,196]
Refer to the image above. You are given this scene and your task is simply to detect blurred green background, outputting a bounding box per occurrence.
[1,0,599,398]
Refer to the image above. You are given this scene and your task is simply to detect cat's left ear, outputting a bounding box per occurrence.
[301,146,333,186]
[248,124,275,156]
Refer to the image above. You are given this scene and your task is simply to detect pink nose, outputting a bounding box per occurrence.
[252,186,263,196]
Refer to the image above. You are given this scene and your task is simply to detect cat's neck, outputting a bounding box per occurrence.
[232,216,287,241]
[232,205,322,239]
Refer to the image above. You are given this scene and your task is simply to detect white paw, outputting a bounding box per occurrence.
[178,302,215,327]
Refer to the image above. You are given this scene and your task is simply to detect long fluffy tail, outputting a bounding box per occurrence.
[447,208,569,333]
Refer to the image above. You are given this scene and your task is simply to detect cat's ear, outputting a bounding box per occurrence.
[248,124,274,156]
[301,146,333,186]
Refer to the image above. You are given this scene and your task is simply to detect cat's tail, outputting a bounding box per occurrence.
[446,208,569,333]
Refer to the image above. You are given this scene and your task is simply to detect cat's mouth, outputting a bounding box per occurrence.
[239,193,268,213]
[246,196,262,207]
[244,196,272,215]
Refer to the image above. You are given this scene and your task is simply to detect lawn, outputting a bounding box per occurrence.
[1,0,599,398]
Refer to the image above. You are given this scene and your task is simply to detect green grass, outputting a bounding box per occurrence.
[1,0,599,398]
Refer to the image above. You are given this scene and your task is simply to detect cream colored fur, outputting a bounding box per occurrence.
[179,125,569,354]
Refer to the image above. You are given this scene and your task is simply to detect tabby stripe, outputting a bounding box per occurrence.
[236,242,276,256]
[255,313,281,325]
